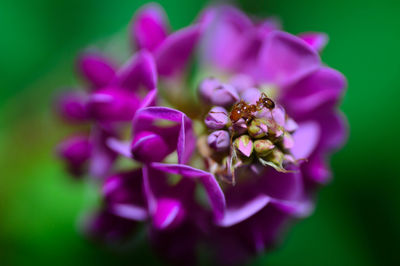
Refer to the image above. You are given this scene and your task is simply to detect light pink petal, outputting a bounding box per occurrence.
[111,203,148,221]
[155,25,201,77]
[258,31,321,87]
[291,121,320,159]
[282,67,346,117]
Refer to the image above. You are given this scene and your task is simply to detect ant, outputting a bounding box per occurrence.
[229,93,275,124]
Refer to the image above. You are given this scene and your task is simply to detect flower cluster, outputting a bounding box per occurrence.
[56,3,347,265]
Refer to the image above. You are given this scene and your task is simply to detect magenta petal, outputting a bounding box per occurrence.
[291,121,320,159]
[106,138,131,158]
[270,198,314,218]
[89,127,116,178]
[77,53,116,88]
[155,25,201,77]
[56,92,89,122]
[131,131,169,163]
[217,195,270,227]
[153,198,185,230]
[151,163,226,221]
[88,87,141,122]
[112,51,157,92]
[133,107,195,164]
[258,31,320,87]
[282,67,347,117]
[299,32,328,52]
[131,3,169,52]
[57,135,92,176]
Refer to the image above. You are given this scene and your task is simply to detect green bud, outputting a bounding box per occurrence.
[254,139,275,157]
[248,119,268,138]
[233,134,253,157]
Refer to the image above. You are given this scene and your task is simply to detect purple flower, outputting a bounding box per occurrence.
[55,3,347,265]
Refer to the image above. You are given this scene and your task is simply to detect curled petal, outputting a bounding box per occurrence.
[258,31,321,87]
[133,107,195,164]
[151,163,226,221]
[77,53,116,89]
[131,3,169,52]
[153,198,185,230]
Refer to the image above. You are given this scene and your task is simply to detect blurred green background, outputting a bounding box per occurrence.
[1,0,399,265]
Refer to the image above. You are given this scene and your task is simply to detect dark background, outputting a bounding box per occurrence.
[0,0,399,265]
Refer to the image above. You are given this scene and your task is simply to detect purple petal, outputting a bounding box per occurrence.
[56,92,89,122]
[217,195,270,227]
[131,131,170,163]
[57,135,92,176]
[106,138,131,158]
[87,87,141,122]
[291,121,320,159]
[112,51,157,92]
[89,127,117,178]
[111,204,148,221]
[153,198,185,230]
[258,31,321,87]
[133,107,195,164]
[151,163,226,221]
[155,25,201,77]
[77,53,116,89]
[131,3,169,52]
[299,32,328,52]
[282,67,346,117]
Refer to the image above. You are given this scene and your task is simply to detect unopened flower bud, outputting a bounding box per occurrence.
[208,130,230,152]
[248,118,268,138]
[234,134,253,157]
[254,139,275,157]
[198,77,221,102]
[204,107,229,129]
[266,149,285,166]
[210,84,239,107]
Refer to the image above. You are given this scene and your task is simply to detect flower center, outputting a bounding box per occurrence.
[198,76,299,185]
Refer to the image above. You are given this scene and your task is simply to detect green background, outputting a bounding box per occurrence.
[1,0,399,265]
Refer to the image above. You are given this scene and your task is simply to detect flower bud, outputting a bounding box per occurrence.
[57,92,89,122]
[254,139,275,157]
[234,134,253,157]
[57,135,92,176]
[248,118,268,138]
[208,130,230,152]
[204,107,229,129]
[210,83,239,107]
[266,149,285,166]
[131,131,169,163]
[198,77,221,102]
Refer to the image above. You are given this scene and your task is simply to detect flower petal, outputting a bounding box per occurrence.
[131,3,169,52]
[133,107,195,164]
[77,53,116,89]
[291,121,320,159]
[155,25,201,77]
[153,198,184,230]
[151,163,226,221]
[258,31,320,87]
[298,32,329,52]
[112,51,157,92]
[282,67,346,117]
